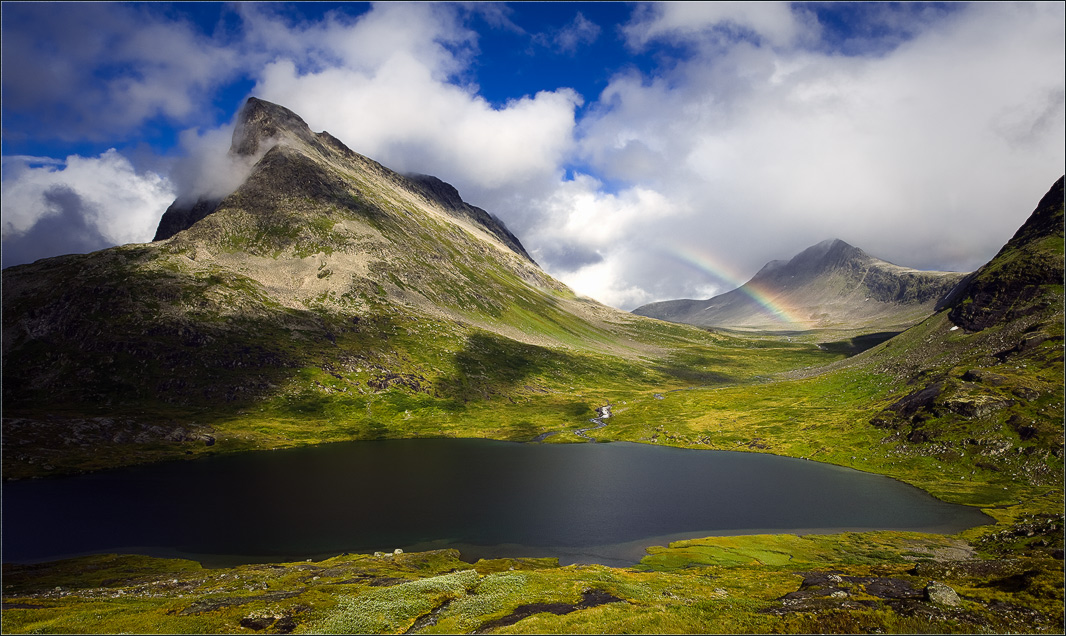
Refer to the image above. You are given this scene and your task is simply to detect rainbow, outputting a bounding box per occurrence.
[665,246,803,326]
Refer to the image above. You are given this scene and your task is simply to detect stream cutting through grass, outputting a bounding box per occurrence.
[2,438,992,568]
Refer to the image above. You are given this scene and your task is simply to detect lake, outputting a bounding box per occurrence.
[1,438,991,567]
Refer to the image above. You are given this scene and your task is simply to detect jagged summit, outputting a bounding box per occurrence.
[749,239,869,285]
[153,97,531,263]
[633,238,968,330]
[231,97,318,156]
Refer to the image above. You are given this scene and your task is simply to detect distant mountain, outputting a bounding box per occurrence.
[633,239,968,330]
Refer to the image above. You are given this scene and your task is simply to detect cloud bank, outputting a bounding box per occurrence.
[2,2,1063,311]
[1,152,175,268]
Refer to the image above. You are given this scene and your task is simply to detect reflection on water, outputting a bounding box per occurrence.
[1,439,991,566]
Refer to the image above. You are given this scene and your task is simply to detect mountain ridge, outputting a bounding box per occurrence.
[633,238,968,330]
[155,98,533,263]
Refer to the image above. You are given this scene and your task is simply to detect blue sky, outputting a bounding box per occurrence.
[2,2,1064,309]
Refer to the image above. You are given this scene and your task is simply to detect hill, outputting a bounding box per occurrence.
[633,239,968,331]
[0,98,837,478]
[3,172,1062,634]
[1,93,1062,633]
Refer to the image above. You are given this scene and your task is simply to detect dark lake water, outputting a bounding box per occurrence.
[1,439,991,567]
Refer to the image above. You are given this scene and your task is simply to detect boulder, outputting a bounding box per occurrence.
[924,581,961,606]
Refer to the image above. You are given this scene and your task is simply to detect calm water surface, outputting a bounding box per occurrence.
[1,439,991,566]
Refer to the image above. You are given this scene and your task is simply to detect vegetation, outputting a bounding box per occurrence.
[1,101,1060,633]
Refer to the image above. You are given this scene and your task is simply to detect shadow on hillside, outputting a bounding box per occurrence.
[649,353,738,386]
[818,331,902,356]
[437,332,559,403]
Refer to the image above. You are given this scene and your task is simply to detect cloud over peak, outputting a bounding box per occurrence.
[2,2,1062,311]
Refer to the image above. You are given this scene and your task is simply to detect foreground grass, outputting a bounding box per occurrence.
[3,527,1061,634]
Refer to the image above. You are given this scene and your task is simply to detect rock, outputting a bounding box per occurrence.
[239,616,275,630]
[924,581,961,606]
[961,369,1009,386]
[274,616,297,634]
[393,548,403,555]
[946,394,1012,418]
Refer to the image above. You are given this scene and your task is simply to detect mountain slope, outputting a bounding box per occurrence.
[947,176,1065,331]
[857,176,1064,467]
[633,239,968,330]
[1,98,839,478]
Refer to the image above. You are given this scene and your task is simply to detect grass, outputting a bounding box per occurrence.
[2,163,1062,632]
[5,536,1060,634]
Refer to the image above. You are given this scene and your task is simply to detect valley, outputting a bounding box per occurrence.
[1,99,1062,634]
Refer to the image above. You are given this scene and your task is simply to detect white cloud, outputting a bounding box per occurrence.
[1,2,243,140]
[624,1,815,49]
[544,12,601,54]
[1,150,175,248]
[248,3,583,194]
[169,122,275,203]
[572,1,1065,307]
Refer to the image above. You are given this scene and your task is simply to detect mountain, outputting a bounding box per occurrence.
[633,239,968,331]
[2,97,778,478]
[947,176,1065,332]
[856,175,1064,484]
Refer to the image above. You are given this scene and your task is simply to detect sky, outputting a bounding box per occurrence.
[2,2,1064,310]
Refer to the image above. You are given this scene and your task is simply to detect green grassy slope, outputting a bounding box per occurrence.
[1,93,1061,633]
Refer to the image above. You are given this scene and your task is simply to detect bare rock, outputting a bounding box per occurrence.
[924,581,961,606]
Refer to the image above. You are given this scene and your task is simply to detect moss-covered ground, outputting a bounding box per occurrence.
[3,305,1062,633]
[3,255,1063,634]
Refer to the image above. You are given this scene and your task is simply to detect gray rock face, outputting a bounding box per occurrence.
[231,97,318,157]
[404,173,533,262]
[153,196,222,241]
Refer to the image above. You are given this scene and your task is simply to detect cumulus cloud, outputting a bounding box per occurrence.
[0,186,113,269]
[569,1,1065,307]
[1,151,175,267]
[0,3,242,141]
[2,2,1062,310]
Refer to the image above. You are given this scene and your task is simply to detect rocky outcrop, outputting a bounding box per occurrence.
[153,197,222,241]
[948,176,1065,332]
[405,173,533,262]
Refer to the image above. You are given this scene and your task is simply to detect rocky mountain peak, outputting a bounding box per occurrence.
[634,236,967,330]
[751,238,870,286]
[230,97,318,156]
